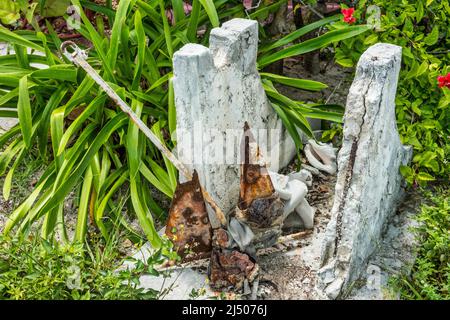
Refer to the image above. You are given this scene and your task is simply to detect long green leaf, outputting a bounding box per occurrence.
[95,170,129,239]
[261,72,328,91]
[18,76,32,148]
[2,168,55,235]
[198,0,219,27]
[127,99,161,248]
[37,86,68,159]
[171,0,185,24]
[70,0,114,79]
[258,25,371,68]
[107,0,131,72]
[186,0,200,42]
[57,95,106,155]
[158,0,174,58]
[139,162,174,198]
[31,65,77,82]
[0,25,44,51]
[263,81,313,138]
[260,15,340,53]
[132,10,146,90]
[2,148,25,201]
[168,76,176,139]
[271,103,302,151]
[74,167,93,243]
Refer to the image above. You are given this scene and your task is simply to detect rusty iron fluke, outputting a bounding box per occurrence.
[165,171,213,261]
[209,123,284,291]
[238,122,275,211]
[235,122,284,233]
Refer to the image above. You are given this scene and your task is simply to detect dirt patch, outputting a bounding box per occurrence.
[249,57,353,300]
[257,173,336,300]
[279,55,354,107]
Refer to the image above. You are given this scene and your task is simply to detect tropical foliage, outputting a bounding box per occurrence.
[390,187,450,300]
[332,0,450,185]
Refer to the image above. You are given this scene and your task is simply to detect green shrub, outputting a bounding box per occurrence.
[390,187,450,300]
[0,233,178,300]
[0,1,369,245]
[0,1,73,26]
[0,1,20,25]
[331,0,450,185]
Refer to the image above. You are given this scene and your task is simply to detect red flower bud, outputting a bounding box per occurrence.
[341,7,356,24]
[341,8,355,16]
[344,16,356,24]
[437,73,450,89]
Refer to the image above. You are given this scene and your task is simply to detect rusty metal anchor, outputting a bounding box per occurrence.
[164,123,282,292]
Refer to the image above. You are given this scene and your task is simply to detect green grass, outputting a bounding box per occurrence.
[0,147,45,213]
[0,231,178,300]
[390,186,450,300]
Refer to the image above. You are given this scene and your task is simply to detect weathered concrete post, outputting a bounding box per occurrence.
[172,19,296,224]
[316,43,413,299]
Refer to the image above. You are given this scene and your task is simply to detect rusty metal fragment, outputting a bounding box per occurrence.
[165,171,213,261]
[234,123,284,238]
[209,229,259,291]
[238,122,275,211]
[165,123,285,291]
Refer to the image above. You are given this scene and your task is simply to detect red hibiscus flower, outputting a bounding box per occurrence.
[437,73,450,89]
[341,7,356,24]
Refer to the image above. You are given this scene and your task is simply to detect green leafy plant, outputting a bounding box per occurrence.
[321,122,343,146]
[0,0,225,246]
[389,187,450,300]
[0,232,178,300]
[0,1,21,25]
[257,12,370,150]
[332,0,450,185]
[37,0,72,17]
[0,0,67,26]
[0,0,369,245]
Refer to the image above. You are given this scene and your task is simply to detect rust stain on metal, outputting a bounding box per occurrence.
[212,227,230,249]
[209,229,259,290]
[165,170,213,261]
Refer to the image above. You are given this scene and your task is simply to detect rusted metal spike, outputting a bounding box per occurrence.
[236,122,283,230]
[165,170,213,261]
